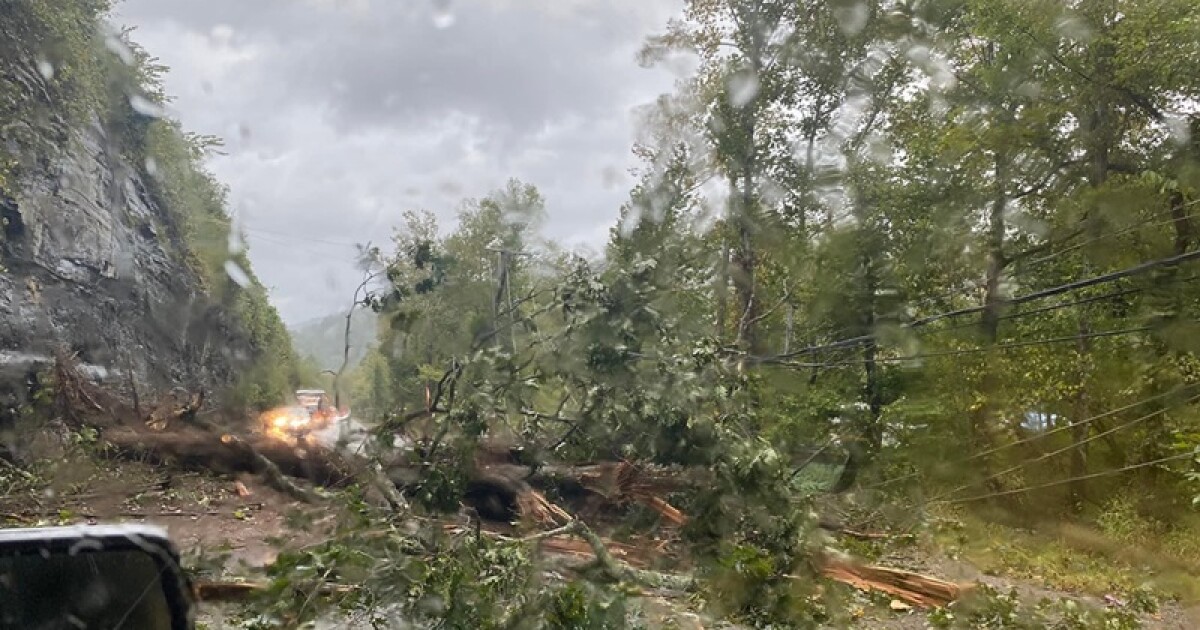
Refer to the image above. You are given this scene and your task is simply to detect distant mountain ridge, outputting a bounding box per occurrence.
[289,308,379,372]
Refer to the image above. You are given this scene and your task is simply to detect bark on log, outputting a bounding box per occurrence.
[100,428,356,488]
[477,462,696,525]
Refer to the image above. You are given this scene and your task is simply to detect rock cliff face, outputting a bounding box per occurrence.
[0,116,249,394]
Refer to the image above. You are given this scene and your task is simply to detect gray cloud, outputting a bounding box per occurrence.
[114,0,681,324]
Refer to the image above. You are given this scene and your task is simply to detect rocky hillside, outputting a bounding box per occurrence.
[0,2,302,412]
[1,118,244,388]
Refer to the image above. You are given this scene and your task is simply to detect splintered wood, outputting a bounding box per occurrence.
[53,351,110,423]
[537,535,651,568]
[637,495,687,526]
[517,490,572,526]
[571,461,689,526]
[439,520,657,569]
[145,390,205,432]
[815,555,968,608]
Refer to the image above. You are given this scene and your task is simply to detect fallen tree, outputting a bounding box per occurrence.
[48,353,974,613]
[99,428,357,489]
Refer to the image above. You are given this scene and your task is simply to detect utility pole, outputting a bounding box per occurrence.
[486,246,528,352]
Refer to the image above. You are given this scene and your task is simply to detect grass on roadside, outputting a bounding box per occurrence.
[927,504,1200,605]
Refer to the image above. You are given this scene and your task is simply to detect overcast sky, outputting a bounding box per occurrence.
[113,0,682,325]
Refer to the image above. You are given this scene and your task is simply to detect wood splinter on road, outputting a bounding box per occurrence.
[194,580,356,602]
[814,554,971,608]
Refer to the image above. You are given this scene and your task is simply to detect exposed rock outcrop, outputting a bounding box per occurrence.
[0,116,250,393]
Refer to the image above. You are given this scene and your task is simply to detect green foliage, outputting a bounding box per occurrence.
[0,0,112,149]
[238,516,635,629]
[702,542,831,628]
[1096,493,1163,547]
[139,120,232,291]
[544,582,631,630]
[929,585,1142,630]
[409,458,470,513]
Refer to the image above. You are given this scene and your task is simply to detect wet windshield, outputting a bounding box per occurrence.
[1,0,1200,628]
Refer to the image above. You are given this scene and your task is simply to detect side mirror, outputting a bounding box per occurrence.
[0,523,195,629]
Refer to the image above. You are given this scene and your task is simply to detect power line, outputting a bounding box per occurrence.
[780,271,1198,368]
[925,270,1199,340]
[998,247,1200,308]
[931,392,1200,502]
[904,205,1195,311]
[239,225,365,248]
[935,447,1200,505]
[1020,213,1191,270]
[767,324,1156,369]
[866,385,1198,490]
[753,248,1200,362]
[919,286,1144,336]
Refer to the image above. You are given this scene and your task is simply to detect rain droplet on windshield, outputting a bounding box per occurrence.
[1055,14,1094,43]
[35,58,54,80]
[224,260,252,288]
[438,180,463,196]
[1166,115,1191,145]
[1015,81,1042,99]
[904,44,930,66]
[726,69,759,108]
[228,229,246,255]
[144,157,158,177]
[600,165,620,189]
[832,1,869,35]
[432,0,456,29]
[129,94,165,118]
[102,28,135,65]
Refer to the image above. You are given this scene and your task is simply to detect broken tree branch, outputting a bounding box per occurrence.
[565,520,693,591]
[334,260,382,410]
[814,552,970,608]
[194,579,356,602]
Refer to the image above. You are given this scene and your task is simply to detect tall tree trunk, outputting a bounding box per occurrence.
[492,250,514,352]
[1169,191,1194,256]
[972,152,1008,470]
[715,226,731,339]
[860,225,884,456]
[1070,319,1091,508]
[730,4,764,355]
[731,114,759,353]
[861,315,883,454]
[732,206,758,352]
[980,154,1008,345]
[783,304,794,355]
[1073,28,1113,497]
